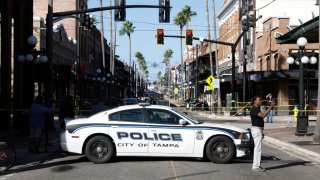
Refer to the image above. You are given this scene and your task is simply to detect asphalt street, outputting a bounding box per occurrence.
[1,144,319,180]
[1,109,319,180]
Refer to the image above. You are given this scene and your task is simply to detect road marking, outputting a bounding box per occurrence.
[170,161,179,180]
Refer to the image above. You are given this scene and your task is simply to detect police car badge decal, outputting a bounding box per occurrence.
[196,130,203,140]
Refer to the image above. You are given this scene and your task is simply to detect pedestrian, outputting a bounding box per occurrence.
[91,98,108,114]
[59,96,75,129]
[29,95,53,153]
[250,96,276,172]
[265,93,273,123]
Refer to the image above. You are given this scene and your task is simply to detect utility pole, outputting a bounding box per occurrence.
[205,0,214,113]
[242,0,248,113]
[45,0,53,101]
[212,0,222,114]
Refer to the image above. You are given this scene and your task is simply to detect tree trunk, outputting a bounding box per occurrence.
[212,0,222,114]
[113,21,117,75]
[205,0,214,113]
[129,34,132,97]
[100,0,105,68]
[180,27,184,101]
[109,0,113,72]
[314,3,320,143]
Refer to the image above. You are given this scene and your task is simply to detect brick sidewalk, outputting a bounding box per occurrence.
[264,127,320,157]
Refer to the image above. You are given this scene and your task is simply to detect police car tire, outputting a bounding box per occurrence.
[205,136,235,164]
[85,136,114,164]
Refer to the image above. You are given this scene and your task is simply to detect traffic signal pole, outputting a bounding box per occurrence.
[164,32,246,115]
[46,4,171,100]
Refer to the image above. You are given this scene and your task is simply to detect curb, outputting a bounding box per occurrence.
[264,136,320,164]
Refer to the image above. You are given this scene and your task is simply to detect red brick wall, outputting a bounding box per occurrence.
[217,9,240,69]
[256,17,319,71]
[33,0,86,39]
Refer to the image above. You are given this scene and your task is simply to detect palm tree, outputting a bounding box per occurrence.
[163,49,174,92]
[135,51,149,80]
[100,0,105,68]
[119,21,135,67]
[182,5,197,29]
[157,71,164,93]
[109,0,113,73]
[174,5,196,100]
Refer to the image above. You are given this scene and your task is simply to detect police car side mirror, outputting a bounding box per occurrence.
[179,119,187,125]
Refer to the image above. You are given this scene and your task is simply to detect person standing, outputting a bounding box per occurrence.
[59,96,75,128]
[265,93,273,123]
[29,95,53,153]
[250,96,276,172]
[91,98,108,115]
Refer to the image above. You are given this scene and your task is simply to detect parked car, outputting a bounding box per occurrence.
[60,104,253,164]
[122,98,138,105]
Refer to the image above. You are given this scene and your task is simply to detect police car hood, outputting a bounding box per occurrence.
[196,122,248,133]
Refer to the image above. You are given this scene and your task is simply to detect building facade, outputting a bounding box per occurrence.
[215,0,319,114]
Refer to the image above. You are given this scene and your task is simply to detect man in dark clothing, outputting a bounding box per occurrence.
[250,96,275,172]
[59,96,75,128]
[29,96,53,153]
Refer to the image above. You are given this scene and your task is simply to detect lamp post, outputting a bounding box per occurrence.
[287,37,317,135]
[17,36,48,63]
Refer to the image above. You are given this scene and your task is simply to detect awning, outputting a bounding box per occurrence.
[276,16,319,44]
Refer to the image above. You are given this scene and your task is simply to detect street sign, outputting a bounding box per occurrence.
[212,79,220,88]
[205,75,215,91]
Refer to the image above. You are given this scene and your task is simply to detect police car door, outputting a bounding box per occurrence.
[147,109,195,154]
[108,109,148,153]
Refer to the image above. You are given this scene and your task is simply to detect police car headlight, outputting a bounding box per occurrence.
[238,132,251,140]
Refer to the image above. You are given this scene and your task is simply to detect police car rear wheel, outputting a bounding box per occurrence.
[85,136,114,164]
[206,136,235,164]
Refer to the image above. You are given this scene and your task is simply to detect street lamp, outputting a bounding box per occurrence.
[17,36,48,63]
[286,37,317,135]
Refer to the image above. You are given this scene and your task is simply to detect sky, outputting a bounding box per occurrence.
[88,0,223,82]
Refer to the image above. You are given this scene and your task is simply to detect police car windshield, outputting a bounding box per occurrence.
[172,108,200,124]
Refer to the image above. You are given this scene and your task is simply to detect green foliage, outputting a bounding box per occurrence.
[119,21,135,37]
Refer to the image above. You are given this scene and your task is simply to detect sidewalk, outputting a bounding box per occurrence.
[0,122,62,172]
[167,97,320,164]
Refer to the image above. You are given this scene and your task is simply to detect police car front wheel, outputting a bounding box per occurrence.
[205,136,235,164]
[85,135,114,164]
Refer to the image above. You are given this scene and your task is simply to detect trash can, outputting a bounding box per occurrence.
[295,115,308,136]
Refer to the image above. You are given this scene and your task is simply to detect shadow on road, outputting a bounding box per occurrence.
[266,161,312,170]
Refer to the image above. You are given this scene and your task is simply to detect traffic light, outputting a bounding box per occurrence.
[248,10,256,28]
[241,10,256,31]
[82,13,94,29]
[159,0,170,23]
[241,15,248,31]
[115,0,126,21]
[156,29,164,45]
[185,29,193,46]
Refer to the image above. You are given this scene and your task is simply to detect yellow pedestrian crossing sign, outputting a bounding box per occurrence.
[205,75,215,90]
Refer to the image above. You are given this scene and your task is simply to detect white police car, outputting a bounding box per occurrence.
[60,104,253,164]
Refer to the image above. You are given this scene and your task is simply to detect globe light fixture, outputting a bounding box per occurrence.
[301,56,310,64]
[27,35,38,46]
[286,56,294,64]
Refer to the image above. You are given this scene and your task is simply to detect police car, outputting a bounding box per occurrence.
[60,104,253,164]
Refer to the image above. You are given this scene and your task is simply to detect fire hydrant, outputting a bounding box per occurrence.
[293,106,299,119]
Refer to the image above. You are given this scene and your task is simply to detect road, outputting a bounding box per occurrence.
[2,145,319,180]
[1,108,319,180]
